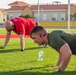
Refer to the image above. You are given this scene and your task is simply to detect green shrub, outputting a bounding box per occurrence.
[0,23,4,25]
[19,14,31,18]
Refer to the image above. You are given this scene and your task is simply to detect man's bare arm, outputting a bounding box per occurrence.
[20,34,25,51]
[59,43,72,72]
[0,31,11,49]
[56,53,62,66]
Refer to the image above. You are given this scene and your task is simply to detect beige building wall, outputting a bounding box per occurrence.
[34,10,66,22]
[47,11,66,21]
[66,4,76,20]
[0,10,4,23]
[1,4,76,22]
[3,11,7,21]
[22,7,33,17]
[7,11,22,20]
[70,5,76,13]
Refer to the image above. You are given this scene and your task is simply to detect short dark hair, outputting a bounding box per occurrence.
[30,26,46,37]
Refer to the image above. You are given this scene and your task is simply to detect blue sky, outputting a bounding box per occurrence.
[0,0,76,8]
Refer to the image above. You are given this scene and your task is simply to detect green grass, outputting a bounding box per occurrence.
[0,28,15,34]
[0,28,76,34]
[0,28,76,75]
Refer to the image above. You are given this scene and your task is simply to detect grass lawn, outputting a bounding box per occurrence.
[0,28,76,75]
[0,28,15,34]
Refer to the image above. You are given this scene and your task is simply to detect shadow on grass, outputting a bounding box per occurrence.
[0,64,75,75]
[0,46,44,53]
[25,47,41,50]
[0,49,20,53]
[25,46,48,50]
[0,69,76,75]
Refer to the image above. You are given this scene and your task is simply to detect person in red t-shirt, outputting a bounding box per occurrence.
[0,17,40,51]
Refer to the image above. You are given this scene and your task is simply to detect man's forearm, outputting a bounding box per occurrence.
[59,57,71,72]
[56,53,62,66]
[59,43,72,72]
[4,32,11,48]
[20,35,25,51]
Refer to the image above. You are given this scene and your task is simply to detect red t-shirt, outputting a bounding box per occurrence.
[10,18,37,35]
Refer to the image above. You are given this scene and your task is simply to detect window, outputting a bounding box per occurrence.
[34,14,38,21]
[9,15,13,20]
[61,14,65,20]
[42,14,47,21]
[53,14,57,20]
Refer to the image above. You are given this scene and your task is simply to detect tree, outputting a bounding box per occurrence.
[73,13,76,20]
[24,14,31,18]
[61,18,64,21]
[19,14,31,18]
[52,17,56,21]
[70,14,74,20]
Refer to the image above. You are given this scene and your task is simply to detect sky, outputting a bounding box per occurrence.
[0,0,76,9]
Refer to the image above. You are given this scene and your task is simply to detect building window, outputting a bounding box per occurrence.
[9,15,13,20]
[53,14,57,20]
[61,14,65,20]
[34,14,38,21]
[42,14,47,21]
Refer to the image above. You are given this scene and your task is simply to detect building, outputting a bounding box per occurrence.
[31,4,68,21]
[1,1,76,22]
[6,1,33,20]
[0,8,7,23]
[31,4,76,22]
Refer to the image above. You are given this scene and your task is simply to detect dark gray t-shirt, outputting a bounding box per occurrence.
[48,30,76,55]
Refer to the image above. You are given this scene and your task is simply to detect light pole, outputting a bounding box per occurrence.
[38,0,40,22]
[68,0,70,32]
[41,8,43,21]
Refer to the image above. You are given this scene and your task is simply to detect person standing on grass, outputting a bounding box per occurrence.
[0,17,40,51]
[30,26,76,72]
